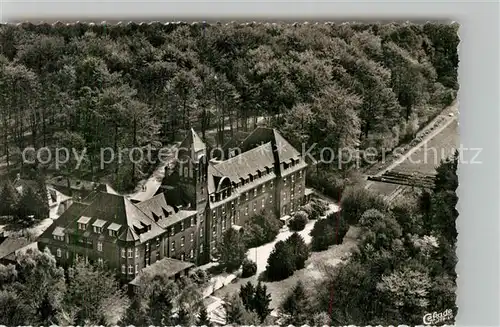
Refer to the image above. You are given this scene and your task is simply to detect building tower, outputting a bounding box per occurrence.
[177,128,209,263]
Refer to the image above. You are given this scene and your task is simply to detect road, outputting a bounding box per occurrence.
[366,102,459,199]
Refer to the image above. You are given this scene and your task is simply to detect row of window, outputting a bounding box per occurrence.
[169,217,196,236]
[55,248,104,266]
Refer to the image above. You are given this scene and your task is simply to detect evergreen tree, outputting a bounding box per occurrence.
[0,182,19,216]
[239,281,255,311]
[197,305,211,326]
[285,232,310,270]
[281,281,309,325]
[217,227,247,272]
[176,305,192,326]
[266,240,295,281]
[224,294,246,325]
[252,281,272,323]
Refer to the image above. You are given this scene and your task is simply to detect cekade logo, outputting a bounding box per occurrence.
[423,308,454,325]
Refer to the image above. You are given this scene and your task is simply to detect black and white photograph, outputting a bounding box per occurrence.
[0,20,459,326]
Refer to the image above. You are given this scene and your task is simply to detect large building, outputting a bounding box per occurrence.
[170,127,308,262]
[38,127,307,280]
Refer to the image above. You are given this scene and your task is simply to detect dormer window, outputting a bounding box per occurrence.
[92,219,106,234]
[249,174,254,182]
[108,223,121,237]
[77,216,91,231]
[52,227,65,242]
[257,171,262,178]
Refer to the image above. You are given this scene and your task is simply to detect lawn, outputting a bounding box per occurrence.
[213,224,360,312]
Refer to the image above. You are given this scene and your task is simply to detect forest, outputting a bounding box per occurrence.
[0,22,459,192]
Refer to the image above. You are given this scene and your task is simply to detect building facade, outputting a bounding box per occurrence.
[38,191,201,282]
[38,127,307,277]
[174,127,308,262]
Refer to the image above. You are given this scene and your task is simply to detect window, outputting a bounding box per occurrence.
[270,194,273,203]
[183,167,188,177]
[262,198,265,208]
[283,192,287,201]
[212,225,217,236]
[190,249,194,258]
[93,226,101,234]
[222,218,226,230]
[232,215,236,224]
[156,237,160,248]
[135,264,139,274]
[262,183,265,191]
[181,254,185,261]
[121,248,126,258]
[200,227,203,238]
[53,235,64,241]
[56,248,61,257]
[291,174,295,183]
[253,202,256,212]
[190,232,194,242]
[135,247,139,258]
[190,217,194,226]
[270,181,274,188]
[121,265,126,274]
[181,236,185,247]
[299,170,302,178]
[146,257,150,266]
[171,241,175,253]
[128,265,133,274]
[245,206,249,216]
[254,188,257,197]
[199,213,204,223]
[180,221,184,232]
[78,223,86,230]
[127,248,133,258]
[97,242,103,252]
[109,230,114,237]
[98,258,103,265]
[170,226,175,236]
[146,242,150,252]
[200,244,203,253]
[284,177,287,186]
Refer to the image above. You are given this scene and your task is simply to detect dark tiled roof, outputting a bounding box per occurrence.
[211,142,275,182]
[129,257,195,286]
[239,127,301,164]
[137,193,197,229]
[0,237,32,259]
[39,192,165,244]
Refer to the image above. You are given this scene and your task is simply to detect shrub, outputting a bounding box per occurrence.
[243,213,281,248]
[190,269,211,286]
[310,199,328,218]
[288,211,308,231]
[340,186,386,225]
[241,259,257,278]
[310,219,335,252]
[326,212,350,245]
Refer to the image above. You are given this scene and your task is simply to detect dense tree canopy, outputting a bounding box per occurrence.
[0,22,458,192]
